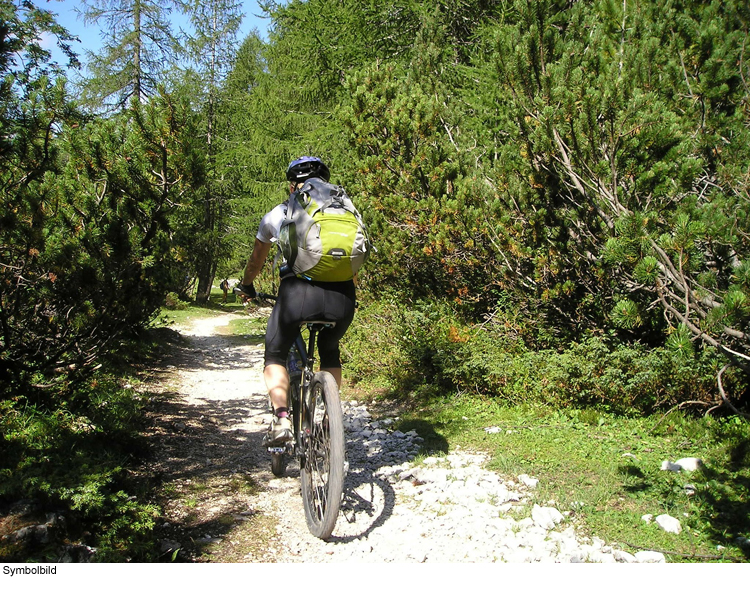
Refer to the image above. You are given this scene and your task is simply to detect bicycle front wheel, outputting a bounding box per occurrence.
[300,371,345,540]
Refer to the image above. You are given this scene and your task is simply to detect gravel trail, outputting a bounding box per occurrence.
[148,311,657,564]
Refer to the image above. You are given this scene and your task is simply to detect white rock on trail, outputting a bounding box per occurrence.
[675,457,703,471]
[655,514,682,534]
[661,457,703,472]
[252,398,650,563]
[661,460,682,472]
[518,474,539,488]
[635,550,667,563]
[531,505,564,530]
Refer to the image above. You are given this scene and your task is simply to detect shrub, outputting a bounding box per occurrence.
[347,297,742,415]
[165,292,190,310]
[341,294,419,392]
[0,374,159,561]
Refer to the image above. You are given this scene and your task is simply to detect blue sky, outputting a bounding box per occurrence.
[33,0,271,66]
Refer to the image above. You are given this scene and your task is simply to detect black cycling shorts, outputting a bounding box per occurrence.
[264,276,356,369]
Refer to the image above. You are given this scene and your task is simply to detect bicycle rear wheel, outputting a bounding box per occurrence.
[300,371,345,540]
[270,451,287,477]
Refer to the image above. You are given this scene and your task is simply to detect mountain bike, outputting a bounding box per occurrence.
[237,289,345,540]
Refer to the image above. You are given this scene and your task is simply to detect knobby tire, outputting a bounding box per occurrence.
[270,452,287,477]
[300,371,345,540]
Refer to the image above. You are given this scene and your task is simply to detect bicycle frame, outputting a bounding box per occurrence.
[287,323,333,461]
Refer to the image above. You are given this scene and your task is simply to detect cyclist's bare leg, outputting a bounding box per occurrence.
[263,362,341,406]
[263,363,293,445]
[264,363,289,411]
[265,364,340,394]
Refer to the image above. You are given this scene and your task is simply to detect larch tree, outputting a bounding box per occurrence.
[78,0,182,110]
[180,0,242,303]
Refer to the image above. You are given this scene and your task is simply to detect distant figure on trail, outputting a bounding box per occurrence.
[219,279,229,303]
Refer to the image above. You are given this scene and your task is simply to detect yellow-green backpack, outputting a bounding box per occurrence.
[278,178,373,282]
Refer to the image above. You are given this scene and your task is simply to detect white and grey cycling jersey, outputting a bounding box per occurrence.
[256,202,288,243]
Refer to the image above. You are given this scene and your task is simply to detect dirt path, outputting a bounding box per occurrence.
[144,311,640,565]
[145,311,288,562]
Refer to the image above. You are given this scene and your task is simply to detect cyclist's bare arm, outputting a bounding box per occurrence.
[242,238,273,285]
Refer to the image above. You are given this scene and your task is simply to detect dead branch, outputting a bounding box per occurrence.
[618,541,742,562]
[706,364,750,420]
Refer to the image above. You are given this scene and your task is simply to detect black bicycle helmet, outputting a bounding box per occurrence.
[286,156,330,183]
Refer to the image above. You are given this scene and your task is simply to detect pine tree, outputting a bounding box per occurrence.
[79,0,182,110]
[1,0,81,390]
[470,0,750,389]
[1,2,205,394]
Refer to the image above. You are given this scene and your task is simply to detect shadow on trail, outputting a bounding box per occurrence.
[151,330,265,373]
[329,418,448,544]
[145,327,274,561]
[149,395,267,481]
[147,389,278,562]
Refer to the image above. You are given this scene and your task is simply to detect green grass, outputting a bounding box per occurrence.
[393,395,750,563]
[156,296,239,325]
[155,288,270,333]
[225,314,269,337]
[155,305,220,329]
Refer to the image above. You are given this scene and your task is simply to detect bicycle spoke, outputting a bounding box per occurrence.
[307,400,329,518]
[300,372,345,540]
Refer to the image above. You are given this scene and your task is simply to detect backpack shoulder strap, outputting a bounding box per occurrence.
[299,178,338,215]
[273,199,293,275]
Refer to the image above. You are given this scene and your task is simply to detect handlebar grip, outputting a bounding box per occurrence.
[232,287,277,300]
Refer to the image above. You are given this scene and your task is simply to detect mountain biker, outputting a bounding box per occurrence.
[237,157,357,446]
